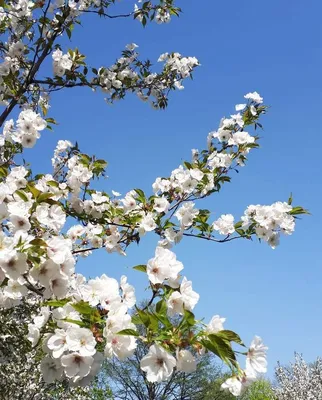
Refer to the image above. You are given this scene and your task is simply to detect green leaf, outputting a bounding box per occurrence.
[47,180,59,188]
[152,310,172,329]
[35,174,45,179]
[37,192,55,202]
[28,184,41,198]
[134,188,146,204]
[71,301,93,315]
[147,312,159,331]
[15,190,28,202]
[45,117,57,125]
[234,221,243,229]
[117,329,139,337]
[44,299,70,307]
[64,318,86,327]
[181,310,196,327]
[27,255,41,266]
[202,335,236,366]
[0,166,8,178]
[288,193,293,205]
[289,206,310,215]
[89,310,103,324]
[155,299,167,315]
[94,159,107,168]
[133,264,147,273]
[66,27,72,39]
[216,330,245,346]
[30,238,47,247]
[79,154,91,166]
[131,315,142,325]
[136,308,150,328]
[163,220,176,230]
[1,277,9,288]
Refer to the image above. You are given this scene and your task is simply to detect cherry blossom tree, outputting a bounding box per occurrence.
[274,354,322,400]
[0,0,308,397]
[0,297,112,399]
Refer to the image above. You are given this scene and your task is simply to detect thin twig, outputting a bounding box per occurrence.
[182,232,249,243]
[81,9,133,19]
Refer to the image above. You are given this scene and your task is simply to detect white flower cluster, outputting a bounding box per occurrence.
[167,276,199,316]
[158,52,199,90]
[30,239,74,299]
[52,49,73,77]
[242,202,295,248]
[212,214,235,235]
[175,201,199,228]
[153,165,210,197]
[25,273,137,385]
[138,306,268,389]
[94,45,199,108]
[1,109,47,148]
[0,167,70,306]
[0,92,304,395]
[155,7,171,24]
[0,41,25,90]
[52,139,73,170]
[134,3,171,25]
[97,49,139,93]
[138,317,220,382]
[151,94,262,202]
[274,353,322,400]
[3,0,34,31]
[0,300,94,399]
[221,336,268,396]
[67,155,93,195]
[0,0,297,391]
[147,246,184,285]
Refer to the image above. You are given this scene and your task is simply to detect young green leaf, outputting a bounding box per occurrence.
[133,265,147,273]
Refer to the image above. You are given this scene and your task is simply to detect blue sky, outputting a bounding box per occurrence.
[22,0,322,377]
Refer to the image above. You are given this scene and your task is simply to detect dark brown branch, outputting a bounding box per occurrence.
[80,9,133,19]
[182,232,250,243]
[32,79,93,88]
[72,247,97,254]
[141,289,158,312]
[23,274,44,296]
[0,4,65,127]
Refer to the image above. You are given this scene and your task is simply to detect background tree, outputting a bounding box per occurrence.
[0,298,112,399]
[199,374,235,400]
[274,353,322,400]
[240,379,275,400]
[100,304,228,400]
[102,338,228,400]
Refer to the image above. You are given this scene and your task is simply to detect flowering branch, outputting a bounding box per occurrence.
[0,0,308,396]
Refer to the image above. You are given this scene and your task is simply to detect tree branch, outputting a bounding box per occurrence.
[80,9,133,19]
[0,4,65,127]
[182,232,250,243]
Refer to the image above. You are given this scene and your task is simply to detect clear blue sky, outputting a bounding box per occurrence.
[23,0,322,377]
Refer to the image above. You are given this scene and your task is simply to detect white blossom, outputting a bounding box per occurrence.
[140,344,176,383]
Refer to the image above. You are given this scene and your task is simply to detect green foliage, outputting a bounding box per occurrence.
[199,375,236,400]
[132,264,147,273]
[240,379,276,400]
